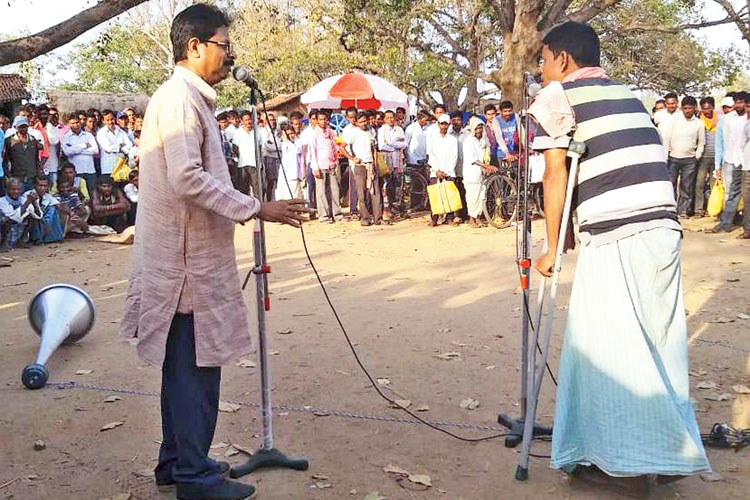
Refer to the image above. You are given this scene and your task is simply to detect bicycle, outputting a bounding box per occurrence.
[483,160,544,229]
[399,164,430,214]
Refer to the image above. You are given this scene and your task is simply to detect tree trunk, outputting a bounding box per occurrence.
[492,4,544,107]
[0,0,148,66]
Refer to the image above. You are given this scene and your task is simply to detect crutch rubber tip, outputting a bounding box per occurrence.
[515,465,529,481]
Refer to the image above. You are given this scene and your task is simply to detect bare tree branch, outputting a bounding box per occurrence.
[0,0,148,67]
[566,0,624,25]
[711,0,750,43]
[601,15,746,41]
[539,0,575,30]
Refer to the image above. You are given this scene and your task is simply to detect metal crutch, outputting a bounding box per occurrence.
[515,140,586,481]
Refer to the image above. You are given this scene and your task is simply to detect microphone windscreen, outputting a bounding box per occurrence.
[233,65,248,83]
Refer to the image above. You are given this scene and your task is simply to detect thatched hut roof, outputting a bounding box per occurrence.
[46,89,150,115]
[0,74,30,104]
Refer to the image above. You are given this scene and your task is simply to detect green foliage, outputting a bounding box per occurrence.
[596,0,741,94]
[60,24,172,95]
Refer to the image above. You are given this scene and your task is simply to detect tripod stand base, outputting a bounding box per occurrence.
[230,448,309,478]
[497,413,553,448]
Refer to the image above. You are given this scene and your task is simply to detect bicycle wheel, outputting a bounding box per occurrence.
[406,169,430,213]
[483,174,518,229]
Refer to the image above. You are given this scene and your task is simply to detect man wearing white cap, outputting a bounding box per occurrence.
[427,113,460,226]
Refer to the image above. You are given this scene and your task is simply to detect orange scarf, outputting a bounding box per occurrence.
[700,113,717,132]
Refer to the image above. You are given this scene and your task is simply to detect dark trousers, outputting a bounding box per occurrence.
[79,173,97,194]
[353,164,381,222]
[315,168,342,220]
[156,314,223,487]
[347,164,359,214]
[694,156,713,215]
[719,168,750,231]
[306,166,317,211]
[668,157,697,215]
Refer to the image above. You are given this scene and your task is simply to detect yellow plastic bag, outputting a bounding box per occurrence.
[375,152,392,176]
[110,156,131,183]
[428,179,463,215]
[706,180,724,217]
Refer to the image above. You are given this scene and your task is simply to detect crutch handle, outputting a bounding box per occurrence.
[566,141,586,159]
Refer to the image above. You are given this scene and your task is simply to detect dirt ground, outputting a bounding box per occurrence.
[1,214,748,500]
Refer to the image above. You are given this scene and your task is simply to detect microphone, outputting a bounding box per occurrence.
[232,65,258,89]
[524,72,541,98]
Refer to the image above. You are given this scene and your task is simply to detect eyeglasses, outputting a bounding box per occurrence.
[203,40,234,54]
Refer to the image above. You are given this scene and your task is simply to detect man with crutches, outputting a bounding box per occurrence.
[518,22,710,495]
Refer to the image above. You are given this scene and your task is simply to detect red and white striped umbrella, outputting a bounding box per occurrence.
[300,73,408,110]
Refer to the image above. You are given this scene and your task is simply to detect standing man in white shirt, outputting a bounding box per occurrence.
[298,111,318,214]
[231,110,258,196]
[41,106,64,186]
[427,114,460,226]
[462,116,497,227]
[655,92,679,144]
[97,109,133,180]
[341,112,381,226]
[664,96,705,217]
[340,107,360,219]
[259,112,281,201]
[377,110,406,218]
[708,91,749,234]
[404,111,428,168]
[425,103,446,146]
[61,113,99,189]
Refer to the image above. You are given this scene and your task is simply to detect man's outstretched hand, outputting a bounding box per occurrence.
[258,199,310,228]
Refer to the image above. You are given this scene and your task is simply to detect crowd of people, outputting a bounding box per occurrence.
[217,101,520,228]
[653,90,750,238]
[2,86,748,250]
[0,104,139,250]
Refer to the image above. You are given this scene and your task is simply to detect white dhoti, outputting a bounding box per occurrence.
[275,178,303,201]
[463,181,485,218]
[551,227,710,476]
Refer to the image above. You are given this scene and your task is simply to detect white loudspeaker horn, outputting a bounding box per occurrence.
[22,284,95,389]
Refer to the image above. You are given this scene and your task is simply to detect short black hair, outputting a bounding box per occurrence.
[308,110,318,119]
[376,111,385,118]
[699,97,715,108]
[356,111,368,121]
[171,3,230,63]
[35,177,48,185]
[664,92,678,101]
[449,111,462,120]
[60,162,76,172]
[102,109,115,118]
[216,111,228,121]
[416,110,430,120]
[499,100,514,110]
[681,96,697,107]
[98,176,113,187]
[227,109,239,118]
[384,109,395,117]
[240,110,252,120]
[289,111,303,120]
[345,106,357,115]
[432,104,445,113]
[542,22,600,67]
[483,104,496,113]
[133,130,141,139]
[396,107,406,113]
[318,110,330,119]
[735,91,749,103]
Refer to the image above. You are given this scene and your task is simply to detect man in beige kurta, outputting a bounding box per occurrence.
[120,5,306,499]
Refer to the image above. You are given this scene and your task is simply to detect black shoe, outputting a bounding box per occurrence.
[177,478,256,500]
[157,462,231,492]
[704,225,729,234]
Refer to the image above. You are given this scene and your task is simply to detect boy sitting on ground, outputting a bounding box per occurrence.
[90,177,131,233]
[55,179,90,235]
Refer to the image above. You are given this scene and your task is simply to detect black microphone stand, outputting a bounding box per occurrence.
[231,86,309,478]
[497,76,552,451]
